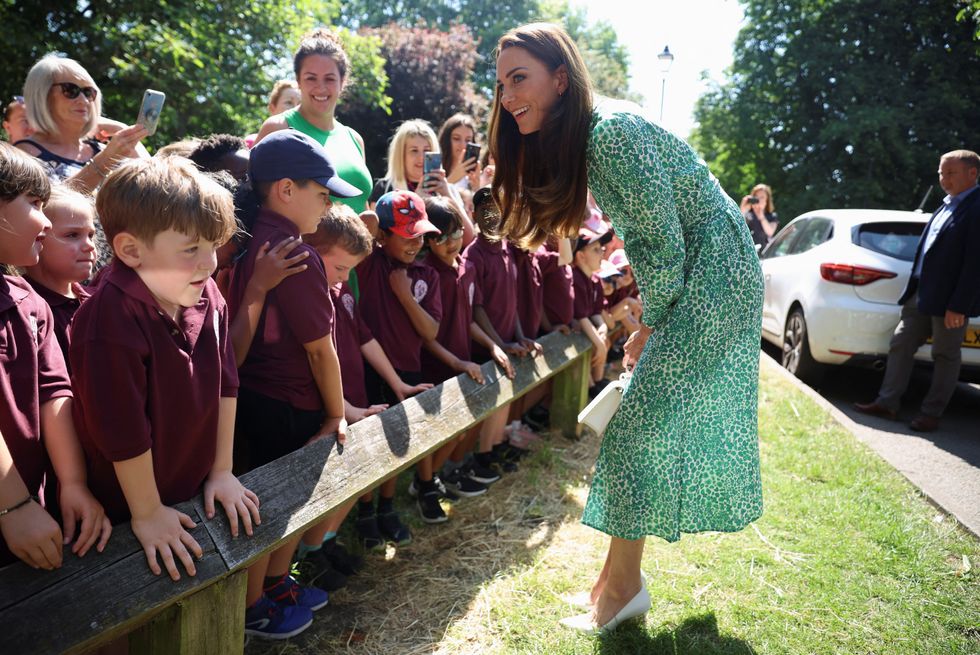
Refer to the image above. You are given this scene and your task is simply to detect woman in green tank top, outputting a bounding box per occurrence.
[253,29,372,213]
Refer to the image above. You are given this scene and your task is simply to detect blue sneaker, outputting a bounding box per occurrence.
[264,574,329,611]
[244,595,313,640]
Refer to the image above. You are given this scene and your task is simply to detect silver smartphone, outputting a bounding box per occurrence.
[136,89,166,136]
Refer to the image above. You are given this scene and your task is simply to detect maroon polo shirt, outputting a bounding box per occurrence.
[0,276,72,566]
[355,244,442,373]
[69,263,238,524]
[331,282,373,409]
[607,279,639,308]
[463,236,519,342]
[24,277,90,367]
[509,244,544,339]
[227,208,335,411]
[572,266,604,320]
[536,247,575,328]
[420,252,477,384]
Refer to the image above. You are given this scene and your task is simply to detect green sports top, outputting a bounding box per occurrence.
[284,108,372,213]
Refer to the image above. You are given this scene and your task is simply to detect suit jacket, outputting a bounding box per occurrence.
[899,186,980,317]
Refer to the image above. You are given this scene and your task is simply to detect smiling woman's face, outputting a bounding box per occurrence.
[495,46,566,135]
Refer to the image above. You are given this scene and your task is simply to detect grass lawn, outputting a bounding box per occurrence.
[246,358,979,654]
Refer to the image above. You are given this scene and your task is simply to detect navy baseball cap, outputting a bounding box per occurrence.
[248,130,360,198]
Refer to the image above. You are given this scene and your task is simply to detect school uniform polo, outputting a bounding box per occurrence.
[420,252,477,385]
[0,276,72,566]
[331,282,373,408]
[607,279,639,308]
[227,208,335,411]
[355,244,442,373]
[24,278,90,367]
[536,247,575,328]
[463,236,519,342]
[509,244,544,339]
[69,263,238,524]
[572,266,604,320]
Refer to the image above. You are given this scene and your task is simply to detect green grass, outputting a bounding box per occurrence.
[436,364,980,654]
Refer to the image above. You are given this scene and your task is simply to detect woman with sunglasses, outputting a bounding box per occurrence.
[17,54,147,194]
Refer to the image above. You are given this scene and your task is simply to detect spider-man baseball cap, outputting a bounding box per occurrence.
[376,190,441,239]
[249,130,361,198]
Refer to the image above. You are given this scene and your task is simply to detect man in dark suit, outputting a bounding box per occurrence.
[856,149,980,431]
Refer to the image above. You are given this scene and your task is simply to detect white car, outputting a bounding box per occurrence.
[759,209,980,381]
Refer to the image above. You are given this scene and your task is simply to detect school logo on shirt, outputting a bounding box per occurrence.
[29,314,38,344]
[213,310,221,348]
[413,279,428,303]
[342,293,355,319]
[468,282,475,306]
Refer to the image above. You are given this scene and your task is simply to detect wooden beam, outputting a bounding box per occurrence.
[550,342,592,439]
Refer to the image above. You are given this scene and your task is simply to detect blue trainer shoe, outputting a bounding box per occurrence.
[244,595,313,640]
[264,574,329,611]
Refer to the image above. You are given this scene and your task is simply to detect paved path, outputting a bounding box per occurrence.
[760,348,980,538]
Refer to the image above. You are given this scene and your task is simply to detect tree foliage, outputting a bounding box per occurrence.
[339,22,488,177]
[0,1,388,149]
[691,0,980,222]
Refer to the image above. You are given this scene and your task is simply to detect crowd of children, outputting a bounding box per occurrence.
[0,32,642,644]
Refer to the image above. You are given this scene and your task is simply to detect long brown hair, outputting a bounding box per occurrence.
[487,23,593,249]
[437,113,479,173]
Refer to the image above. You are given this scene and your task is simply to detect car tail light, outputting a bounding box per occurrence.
[819,263,897,285]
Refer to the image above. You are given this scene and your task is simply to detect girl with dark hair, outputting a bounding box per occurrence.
[253,28,373,214]
[436,112,481,189]
[489,23,765,634]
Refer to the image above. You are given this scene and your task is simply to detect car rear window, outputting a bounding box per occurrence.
[854,222,925,261]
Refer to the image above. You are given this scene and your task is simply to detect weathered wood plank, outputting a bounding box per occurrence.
[128,569,247,655]
[203,331,592,571]
[0,332,591,655]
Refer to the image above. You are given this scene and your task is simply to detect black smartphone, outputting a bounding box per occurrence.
[464,142,481,171]
[747,197,759,205]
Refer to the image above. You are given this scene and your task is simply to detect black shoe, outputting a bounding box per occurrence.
[443,467,488,497]
[467,461,501,485]
[378,509,413,545]
[588,378,611,400]
[356,509,386,553]
[409,474,460,502]
[496,442,529,462]
[522,405,550,432]
[297,549,348,591]
[417,490,448,524]
[490,448,518,473]
[321,538,364,575]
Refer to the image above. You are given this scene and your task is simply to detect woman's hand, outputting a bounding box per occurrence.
[622,324,653,371]
[96,124,149,168]
[422,168,452,198]
[480,164,495,187]
[447,155,476,185]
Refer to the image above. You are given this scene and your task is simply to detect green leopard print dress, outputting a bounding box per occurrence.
[581,100,765,542]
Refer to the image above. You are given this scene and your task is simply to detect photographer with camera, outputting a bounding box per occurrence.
[743,183,779,249]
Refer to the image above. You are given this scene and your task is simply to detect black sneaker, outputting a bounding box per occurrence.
[467,461,501,485]
[496,442,529,462]
[321,538,364,575]
[378,509,413,545]
[417,490,448,524]
[408,475,460,502]
[490,447,519,473]
[523,405,550,432]
[356,510,387,553]
[297,549,348,591]
[443,467,488,497]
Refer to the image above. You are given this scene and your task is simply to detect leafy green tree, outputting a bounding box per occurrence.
[692,0,980,222]
[0,1,388,149]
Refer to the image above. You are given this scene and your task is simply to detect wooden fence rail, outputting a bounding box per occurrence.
[0,331,592,655]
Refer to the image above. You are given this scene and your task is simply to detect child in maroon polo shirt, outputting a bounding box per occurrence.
[23,185,97,365]
[0,143,110,570]
[572,227,612,397]
[537,236,575,333]
[355,190,450,525]
[421,196,516,497]
[465,187,539,474]
[227,131,362,639]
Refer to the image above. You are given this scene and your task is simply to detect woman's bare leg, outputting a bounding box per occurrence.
[592,536,645,626]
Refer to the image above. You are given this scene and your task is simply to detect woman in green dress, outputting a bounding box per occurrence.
[489,23,764,633]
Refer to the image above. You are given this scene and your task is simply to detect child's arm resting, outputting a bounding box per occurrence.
[204,397,260,538]
[361,339,433,401]
[113,451,203,581]
[0,428,63,570]
[304,334,348,444]
[40,397,111,557]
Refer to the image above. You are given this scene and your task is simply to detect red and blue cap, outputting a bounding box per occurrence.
[376,190,441,239]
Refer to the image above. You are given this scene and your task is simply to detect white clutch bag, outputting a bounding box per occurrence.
[578,372,631,435]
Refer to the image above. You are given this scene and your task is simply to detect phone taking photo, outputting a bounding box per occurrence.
[423,152,442,193]
[464,142,481,171]
[136,89,166,136]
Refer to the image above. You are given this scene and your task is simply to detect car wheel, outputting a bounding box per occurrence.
[782,308,823,382]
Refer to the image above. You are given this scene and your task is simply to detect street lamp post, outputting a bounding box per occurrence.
[657,45,674,124]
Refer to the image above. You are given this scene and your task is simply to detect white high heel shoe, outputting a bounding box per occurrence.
[559,582,651,634]
[561,571,648,612]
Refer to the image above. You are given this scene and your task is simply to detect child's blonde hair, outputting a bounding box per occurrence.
[97,157,236,248]
[305,203,373,256]
[43,184,94,221]
[385,119,439,191]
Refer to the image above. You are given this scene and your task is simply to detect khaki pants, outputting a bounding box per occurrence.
[876,294,968,417]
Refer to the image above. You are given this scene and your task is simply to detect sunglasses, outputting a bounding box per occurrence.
[432,229,464,245]
[52,82,98,101]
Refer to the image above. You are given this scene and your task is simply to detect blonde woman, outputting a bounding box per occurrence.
[744,183,779,248]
